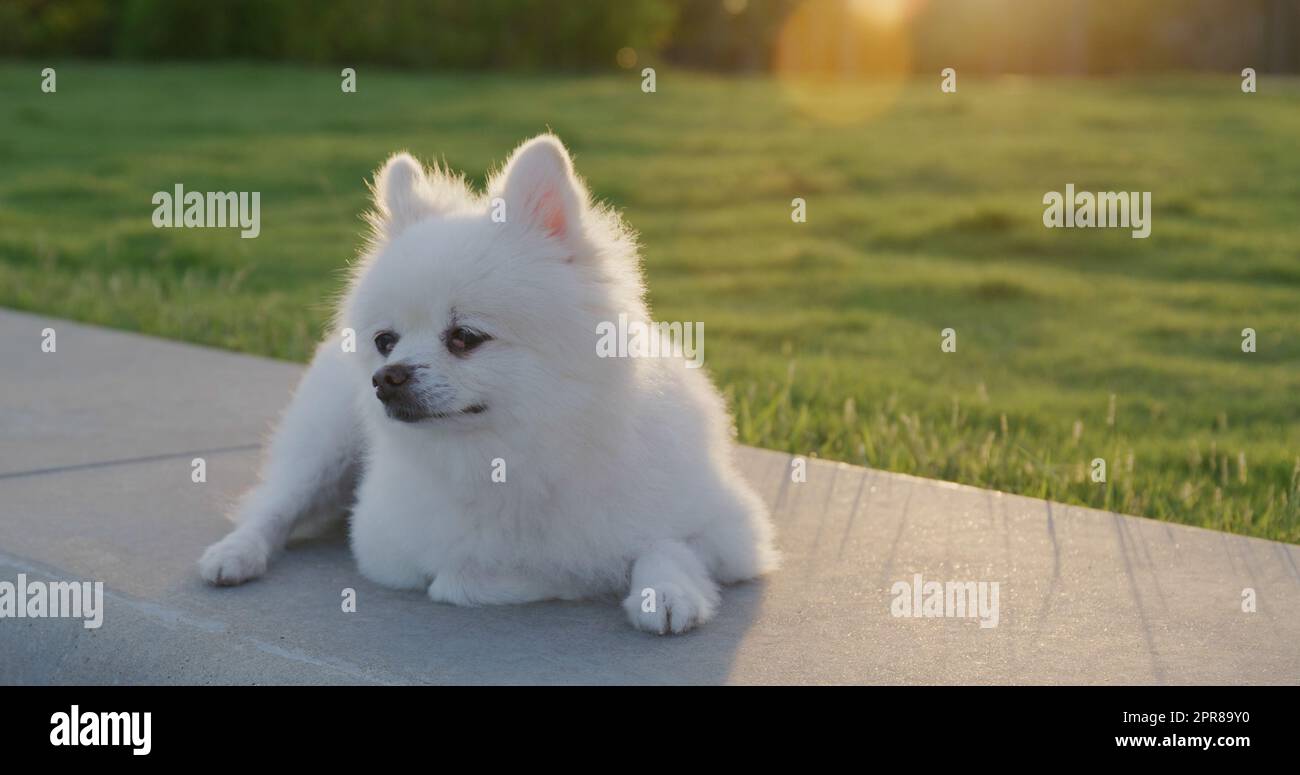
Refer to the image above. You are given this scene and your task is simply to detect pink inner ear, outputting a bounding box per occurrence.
[535,188,567,238]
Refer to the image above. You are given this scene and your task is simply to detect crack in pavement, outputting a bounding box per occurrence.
[0,443,262,481]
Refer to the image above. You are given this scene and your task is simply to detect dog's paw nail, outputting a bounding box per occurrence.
[623,582,713,635]
[199,532,269,586]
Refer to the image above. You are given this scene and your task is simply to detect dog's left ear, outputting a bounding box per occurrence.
[370,152,471,241]
[371,152,437,238]
[493,134,586,245]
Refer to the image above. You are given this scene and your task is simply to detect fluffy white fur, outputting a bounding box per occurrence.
[198,134,778,634]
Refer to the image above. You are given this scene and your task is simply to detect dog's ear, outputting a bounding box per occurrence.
[370,152,465,239]
[493,134,587,245]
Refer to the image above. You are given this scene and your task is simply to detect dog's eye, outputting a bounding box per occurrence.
[374,331,399,357]
[447,326,490,356]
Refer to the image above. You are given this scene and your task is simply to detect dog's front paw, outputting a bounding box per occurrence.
[623,581,718,635]
[199,530,270,586]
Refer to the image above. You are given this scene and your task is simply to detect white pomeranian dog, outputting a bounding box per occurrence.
[199,134,778,634]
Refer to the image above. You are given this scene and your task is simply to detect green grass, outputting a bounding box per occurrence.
[2,63,1298,542]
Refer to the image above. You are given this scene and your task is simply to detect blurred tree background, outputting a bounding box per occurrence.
[1,0,1296,73]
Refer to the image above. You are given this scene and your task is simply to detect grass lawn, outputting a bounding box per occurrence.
[2,63,1298,542]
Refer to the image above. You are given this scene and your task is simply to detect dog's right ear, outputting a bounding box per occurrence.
[369,152,464,240]
[491,135,588,248]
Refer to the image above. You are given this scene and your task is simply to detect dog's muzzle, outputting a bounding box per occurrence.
[372,364,411,404]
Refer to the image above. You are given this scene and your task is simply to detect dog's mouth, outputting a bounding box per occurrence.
[385,402,488,423]
[427,403,488,419]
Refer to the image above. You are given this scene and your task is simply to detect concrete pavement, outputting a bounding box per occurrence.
[1,308,1297,684]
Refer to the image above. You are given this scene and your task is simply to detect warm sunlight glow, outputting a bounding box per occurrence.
[849,0,913,26]
[773,0,927,125]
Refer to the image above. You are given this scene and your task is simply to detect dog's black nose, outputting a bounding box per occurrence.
[372,364,411,402]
